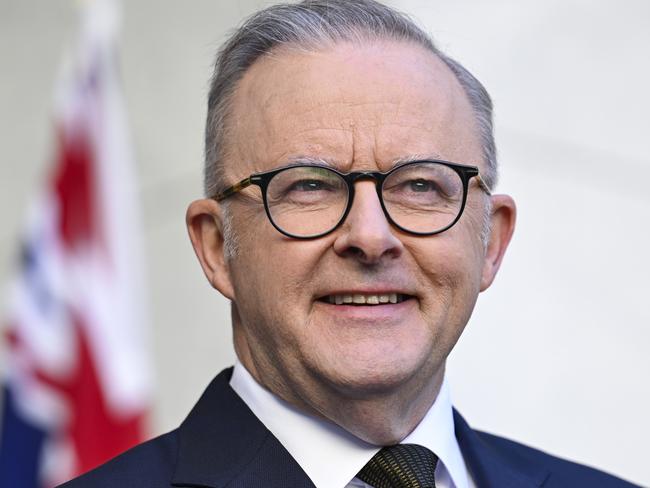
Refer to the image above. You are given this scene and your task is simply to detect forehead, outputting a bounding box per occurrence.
[226,40,482,175]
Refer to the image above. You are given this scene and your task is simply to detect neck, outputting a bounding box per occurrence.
[316,365,445,445]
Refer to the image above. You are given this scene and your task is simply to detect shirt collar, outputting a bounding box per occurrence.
[401,373,471,488]
[230,360,470,488]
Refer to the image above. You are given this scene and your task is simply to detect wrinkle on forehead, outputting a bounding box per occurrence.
[227,40,481,179]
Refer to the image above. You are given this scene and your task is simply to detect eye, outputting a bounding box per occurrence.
[408,179,438,193]
[290,179,329,192]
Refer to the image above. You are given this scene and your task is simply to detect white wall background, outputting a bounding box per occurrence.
[1,1,648,485]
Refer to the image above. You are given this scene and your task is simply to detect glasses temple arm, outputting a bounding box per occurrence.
[213,177,253,201]
[475,174,492,195]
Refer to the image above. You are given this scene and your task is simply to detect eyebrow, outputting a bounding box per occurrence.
[283,153,448,172]
[283,156,337,168]
[391,153,446,166]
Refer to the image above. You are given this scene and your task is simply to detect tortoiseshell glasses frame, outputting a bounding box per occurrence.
[212,159,491,239]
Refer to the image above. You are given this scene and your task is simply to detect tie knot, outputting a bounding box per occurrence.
[357,443,439,488]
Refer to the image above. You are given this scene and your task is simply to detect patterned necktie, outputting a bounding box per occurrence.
[357,443,438,488]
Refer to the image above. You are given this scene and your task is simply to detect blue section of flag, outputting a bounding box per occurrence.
[0,385,46,488]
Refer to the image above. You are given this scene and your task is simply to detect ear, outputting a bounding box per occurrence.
[480,194,517,291]
[186,198,235,300]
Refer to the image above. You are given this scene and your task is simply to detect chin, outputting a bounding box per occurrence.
[313,353,431,397]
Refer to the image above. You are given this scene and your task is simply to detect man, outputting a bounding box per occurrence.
[61,0,638,487]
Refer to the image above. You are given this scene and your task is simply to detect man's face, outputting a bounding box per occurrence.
[190,40,512,433]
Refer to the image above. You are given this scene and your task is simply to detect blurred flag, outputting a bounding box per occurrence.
[0,0,152,486]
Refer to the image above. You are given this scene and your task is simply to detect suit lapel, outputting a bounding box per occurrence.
[453,410,549,488]
[171,368,315,488]
[171,369,549,488]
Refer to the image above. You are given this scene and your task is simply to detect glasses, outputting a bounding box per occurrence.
[213,160,491,239]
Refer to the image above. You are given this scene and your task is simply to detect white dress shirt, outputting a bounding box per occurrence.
[230,361,475,488]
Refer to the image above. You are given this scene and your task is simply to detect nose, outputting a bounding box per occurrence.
[332,181,404,264]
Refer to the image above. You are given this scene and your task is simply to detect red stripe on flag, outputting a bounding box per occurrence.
[4,327,19,350]
[52,128,102,252]
[33,313,145,476]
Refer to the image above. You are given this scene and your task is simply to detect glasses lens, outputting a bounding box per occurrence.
[266,166,348,237]
[382,162,464,233]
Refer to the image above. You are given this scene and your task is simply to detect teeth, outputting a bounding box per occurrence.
[325,293,407,305]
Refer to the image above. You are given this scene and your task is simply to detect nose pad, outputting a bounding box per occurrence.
[332,181,403,263]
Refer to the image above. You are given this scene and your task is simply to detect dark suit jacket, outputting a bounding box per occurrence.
[59,368,639,487]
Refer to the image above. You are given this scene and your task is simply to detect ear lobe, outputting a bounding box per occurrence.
[480,194,517,291]
[186,199,235,299]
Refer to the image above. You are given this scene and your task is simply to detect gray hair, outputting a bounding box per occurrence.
[204,0,498,200]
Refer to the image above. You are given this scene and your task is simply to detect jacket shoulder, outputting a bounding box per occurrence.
[475,430,639,487]
[57,430,179,488]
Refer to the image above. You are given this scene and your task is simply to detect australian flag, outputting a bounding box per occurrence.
[0,0,152,485]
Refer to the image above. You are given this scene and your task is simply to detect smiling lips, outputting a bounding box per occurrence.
[323,293,411,305]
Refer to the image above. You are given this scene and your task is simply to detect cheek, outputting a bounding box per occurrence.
[409,237,473,284]
[230,224,328,325]
[408,230,484,319]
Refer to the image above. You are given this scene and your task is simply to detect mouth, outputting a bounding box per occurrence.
[317,293,414,306]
